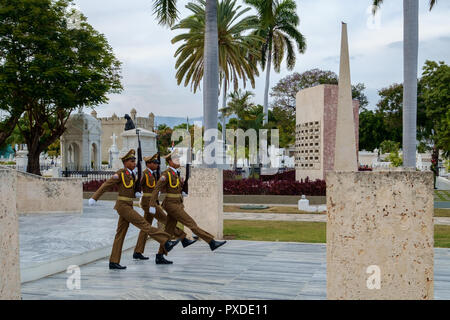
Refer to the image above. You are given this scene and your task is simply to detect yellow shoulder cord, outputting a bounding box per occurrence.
[167,171,180,188]
[145,172,155,188]
[121,171,134,189]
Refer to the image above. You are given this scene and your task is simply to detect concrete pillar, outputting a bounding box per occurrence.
[335,22,357,171]
[0,169,21,299]
[326,170,434,299]
[183,168,223,239]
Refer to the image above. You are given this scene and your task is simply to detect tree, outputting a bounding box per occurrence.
[245,0,306,124]
[270,69,368,112]
[171,0,262,94]
[0,0,122,175]
[421,60,450,179]
[153,0,220,167]
[358,109,388,151]
[380,140,400,154]
[372,0,437,167]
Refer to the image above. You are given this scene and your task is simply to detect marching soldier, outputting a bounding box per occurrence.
[133,153,197,264]
[88,149,180,270]
[149,149,226,260]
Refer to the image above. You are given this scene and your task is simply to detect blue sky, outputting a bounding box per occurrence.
[73,0,450,118]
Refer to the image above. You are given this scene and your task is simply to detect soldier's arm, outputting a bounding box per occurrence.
[149,172,168,207]
[91,172,121,201]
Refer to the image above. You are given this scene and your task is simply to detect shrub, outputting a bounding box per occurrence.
[83,180,118,192]
[224,176,325,196]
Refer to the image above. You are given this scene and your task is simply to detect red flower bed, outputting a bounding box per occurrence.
[261,170,295,181]
[86,175,326,196]
[83,180,118,192]
[223,177,325,196]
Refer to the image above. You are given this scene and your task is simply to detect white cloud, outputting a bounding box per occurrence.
[74,0,450,117]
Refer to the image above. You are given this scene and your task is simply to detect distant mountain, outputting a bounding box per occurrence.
[155,116,203,128]
[155,115,236,128]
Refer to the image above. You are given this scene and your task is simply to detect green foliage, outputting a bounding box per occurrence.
[45,139,60,157]
[380,140,400,154]
[421,60,450,158]
[0,0,122,174]
[358,109,388,151]
[245,0,306,72]
[386,150,403,167]
[171,0,262,93]
[270,69,368,112]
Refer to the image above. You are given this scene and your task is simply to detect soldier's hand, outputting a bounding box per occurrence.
[88,198,96,206]
[135,192,143,198]
[182,191,188,198]
[149,207,156,214]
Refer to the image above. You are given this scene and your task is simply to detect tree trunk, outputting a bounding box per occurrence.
[203,0,219,168]
[263,44,272,125]
[221,82,227,165]
[0,116,20,147]
[402,0,419,168]
[27,150,41,176]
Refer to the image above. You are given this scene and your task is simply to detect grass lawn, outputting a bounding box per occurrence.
[223,205,324,214]
[223,220,450,248]
[225,205,450,218]
[435,190,450,201]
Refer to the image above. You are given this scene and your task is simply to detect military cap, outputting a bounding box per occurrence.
[144,153,160,164]
[163,149,180,163]
[121,149,136,162]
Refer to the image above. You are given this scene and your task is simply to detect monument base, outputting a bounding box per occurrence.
[326,170,434,300]
[183,167,223,239]
[0,170,21,299]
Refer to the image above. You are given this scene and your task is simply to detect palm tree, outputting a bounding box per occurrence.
[153,0,220,167]
[372,0,437,167]
[221,89,255,168]
[171,0,262,94]
[245,0,306,124]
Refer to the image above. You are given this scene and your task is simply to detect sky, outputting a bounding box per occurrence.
[73,0,450,119]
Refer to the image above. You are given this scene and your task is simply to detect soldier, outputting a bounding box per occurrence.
[88,149,180,270]
[133,153,197,264]
[149,149,226,259]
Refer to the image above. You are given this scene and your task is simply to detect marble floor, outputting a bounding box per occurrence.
[19,200,140,282]
[20,240,450,300]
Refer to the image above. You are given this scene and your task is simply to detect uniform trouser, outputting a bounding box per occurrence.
[110,201,171,263]
[135,202,187,255]
[161,199,214,252]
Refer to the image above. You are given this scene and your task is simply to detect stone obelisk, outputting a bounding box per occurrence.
[334,22,357,171]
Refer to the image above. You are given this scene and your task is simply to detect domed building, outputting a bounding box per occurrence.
[60,110,102,170]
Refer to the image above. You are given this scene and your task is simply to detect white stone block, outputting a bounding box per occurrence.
[326,171,434,300]
[0,170,21,299]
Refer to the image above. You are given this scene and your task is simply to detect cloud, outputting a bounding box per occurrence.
[74,0,450,118]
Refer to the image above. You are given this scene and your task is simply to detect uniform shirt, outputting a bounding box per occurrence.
[149,167,183,207]
[141,167,157,195]
[91,168,137,205]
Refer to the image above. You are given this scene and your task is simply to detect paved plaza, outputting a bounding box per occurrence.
[17,200,450,300]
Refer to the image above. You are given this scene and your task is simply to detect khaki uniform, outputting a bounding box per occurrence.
[92,168,171,263]
[135,168,186,255]
[149,168,214,245]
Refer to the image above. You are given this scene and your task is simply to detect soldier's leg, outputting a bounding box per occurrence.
[154,205,187,239]
[165,201,214,243]
[110,215,130,264]
[156,213,179,254]
[134,206,154,254]
[118,206,171,246]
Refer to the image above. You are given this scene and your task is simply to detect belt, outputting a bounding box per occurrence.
[117,196,134,202]
[163,193,182,199]
[142,193,153,197]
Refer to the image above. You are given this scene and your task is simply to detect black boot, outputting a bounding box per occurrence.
[164,239,181,253]
[133,252,149,260]
[181,237,198,248]
[209,240,227,251]
[155,254,173,264]
[109,262,127,270]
